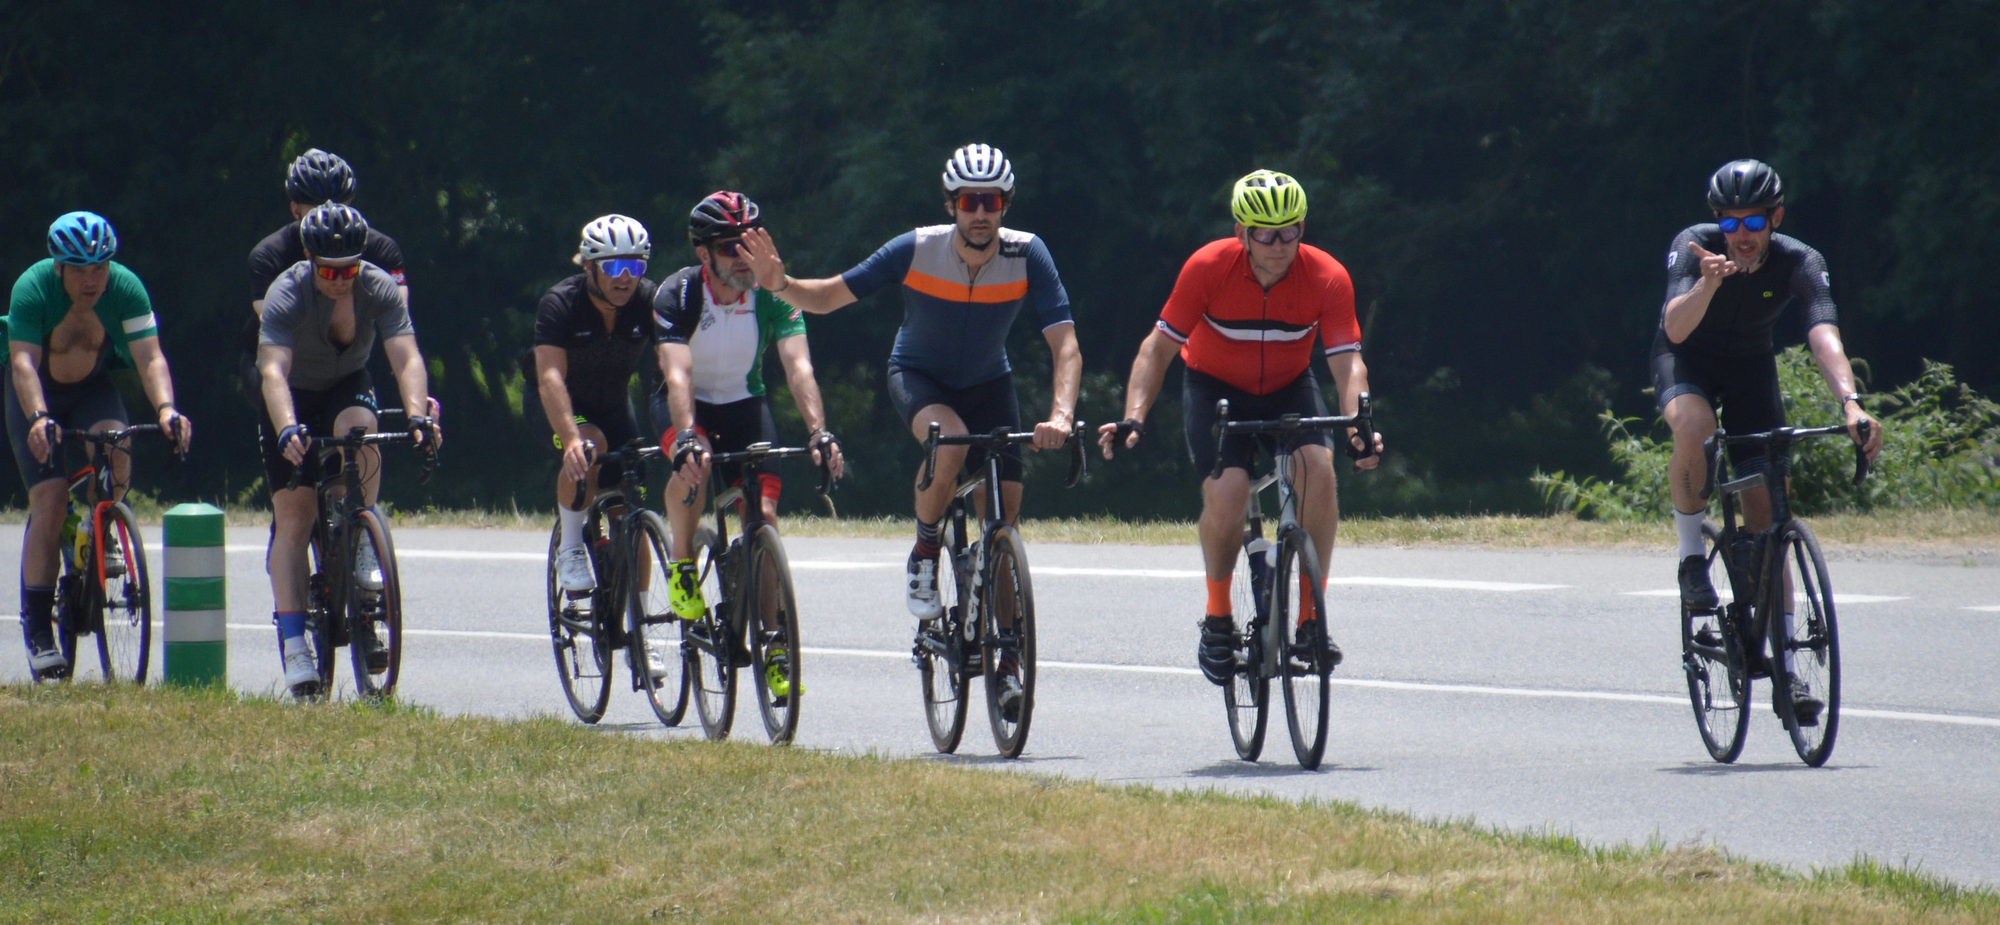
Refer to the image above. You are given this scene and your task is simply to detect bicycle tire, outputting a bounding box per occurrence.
[745,525,803,745]
[303,530,339,701]
[982,526,1036,758]
[347,509,403,700]
[1223,526,1269,761]
[690,527,738,741]
[92,503,152,684]
[1275,529,1333,769]
[919,510,971,753]
[48,573,79,683]
[627,511,690,727]
[1684,521,1750,763]
[546,522,612,723]
[1770,519,1840,767]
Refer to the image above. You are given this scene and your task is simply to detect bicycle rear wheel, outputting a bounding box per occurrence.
[627,512,689,727]
[918,512,971,753]
[982,527,1036,758]
[547,522,612,723]
[1275,529,1333,770]
[690,528,738,741]
[1684,521,1750,763]
[1223,528,1269,761]
[91,504,152,684]
[1771,519,1840,767]
[745,525,802,745]
[347,509,403,700]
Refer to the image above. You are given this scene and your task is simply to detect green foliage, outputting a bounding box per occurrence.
[1536,348,2000,518]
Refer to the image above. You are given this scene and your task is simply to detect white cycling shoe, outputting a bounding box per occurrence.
[557,543,597,594]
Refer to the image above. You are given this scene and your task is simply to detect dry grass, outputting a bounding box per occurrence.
[1,686,1993,923]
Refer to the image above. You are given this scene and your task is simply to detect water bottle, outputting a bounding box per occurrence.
[60,510,82,570]
[1245,536,1272,620]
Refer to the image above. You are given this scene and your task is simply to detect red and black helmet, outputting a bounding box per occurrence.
[688,191,762,244]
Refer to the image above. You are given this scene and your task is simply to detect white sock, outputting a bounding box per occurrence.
[282,635,310,659]
[559,504,587,548]
[1780,613,1798,674]
[1673,509,1706,559]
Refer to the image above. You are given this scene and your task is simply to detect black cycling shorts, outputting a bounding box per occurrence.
[648,390,782,500]
[5,373,127,490]
[256,368,381,490]
[887,366,1023,483]
[528,391,640,491]
[1650,343,1784,475]
[1182,368,1334,480]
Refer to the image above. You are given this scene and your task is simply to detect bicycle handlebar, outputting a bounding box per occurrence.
[1208,392,1376,481]
[1699,420,1872,501]
[57,422,187,468]
[917,420,1088,492]
[283,414,437,491]
[676,441,840,513]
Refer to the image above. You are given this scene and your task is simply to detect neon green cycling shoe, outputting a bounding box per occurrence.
[764,648,796,705]
[667,559,706,621]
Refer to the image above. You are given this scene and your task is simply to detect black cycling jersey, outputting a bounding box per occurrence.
[249,222,406,300]
[530,274,660,414]
[1658,226,1837,357]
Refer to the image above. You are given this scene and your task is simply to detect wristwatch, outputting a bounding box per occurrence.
[1840,392,1862,408]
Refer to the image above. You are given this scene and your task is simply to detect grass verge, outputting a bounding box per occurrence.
[2,685,1995,923]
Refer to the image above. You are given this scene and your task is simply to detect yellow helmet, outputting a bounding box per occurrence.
[1230,169,1307,227]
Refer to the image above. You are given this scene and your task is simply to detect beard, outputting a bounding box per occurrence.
[708,256,756,290]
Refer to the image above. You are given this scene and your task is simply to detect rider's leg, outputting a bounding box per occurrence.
[332,405,382,506]
[910,403,969,527]
[1664,392,1721,607]
[20,478,66,661]
[555,422,607,541]
[1292,443,1340,589]
[1199,468,1253,598]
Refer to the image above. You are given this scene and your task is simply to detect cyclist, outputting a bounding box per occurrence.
[1095,169,1382,685]
[257,203,439,697]
[242,149,408,402]
[8,212,191,678]
[653,191,844,702]
[736,145,1080,719]
[1655,159,1882,723]
[529,214,674,677]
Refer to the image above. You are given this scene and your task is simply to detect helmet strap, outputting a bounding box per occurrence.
[956,225,995,252]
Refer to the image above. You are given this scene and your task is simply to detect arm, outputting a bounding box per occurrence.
[126,335,191,452]
[1033,322,1082,449]
[1806,324,1884,459]
[1096,328,1180,459]
[381,334,439,446]
[9,342,57,463]
[654,342,711,486]
[1662,241,1737,344]
[257,344,310,465]
[774,334,844,478]
[534,345,594,482]
[1325,350,1384,468]
[737,228,859,315]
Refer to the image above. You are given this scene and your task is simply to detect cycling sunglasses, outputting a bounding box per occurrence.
[1716,214,1770,234]
[313,262,362,281]
[954,192,1008,213]
[1246,224,1304,246]
[706,239,745,258]
[596,258,648,277]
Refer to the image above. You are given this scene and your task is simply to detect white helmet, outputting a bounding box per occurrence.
[577,214,652,262]
[942,144,1015,192]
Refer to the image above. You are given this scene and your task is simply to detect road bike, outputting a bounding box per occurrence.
[1683,421,1870,767]
[1211,395,1374,770]
[285,410,435,700]
[546,441,688,726]
[912,421,1086,758]
[42,424,178,683]
[682,442,835,744]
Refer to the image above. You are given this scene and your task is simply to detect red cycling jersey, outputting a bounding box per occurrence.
[1155,238,1360,396]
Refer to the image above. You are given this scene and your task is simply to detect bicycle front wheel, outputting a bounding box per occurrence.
[1223,529,1269,761]
[745,525,802,745]
[92,504,153,683]
[1771,519,1840,767]
[628,512,690,727]
[1275,529,1333,770]
[347,509,403,700]
[547,522,612,723]
[982,526,1036,758]
[303,531,339,701]
[1684,521,1750,763]
[690,529,738,741]
[918,512,970,753]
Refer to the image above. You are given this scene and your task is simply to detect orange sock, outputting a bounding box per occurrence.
[1299,572,1318,622]
[1206,577,1232,618]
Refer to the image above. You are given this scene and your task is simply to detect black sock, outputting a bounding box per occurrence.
[20,584,55,647]
[913,519,942,560]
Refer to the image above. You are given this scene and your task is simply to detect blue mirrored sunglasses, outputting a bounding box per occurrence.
[1716,214,1769,234]
[597,258,647,278]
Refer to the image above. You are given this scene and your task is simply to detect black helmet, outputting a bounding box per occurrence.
[299,203,370,260]
[286,148,356,205]
[688,191,762,244]
[1707,159,1784,211]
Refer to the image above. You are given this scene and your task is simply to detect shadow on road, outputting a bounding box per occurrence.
[1657,761,1861,775]
[1184,759,1379,779]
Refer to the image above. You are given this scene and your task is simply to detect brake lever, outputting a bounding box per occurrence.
[1852,419,1873,487]
[1208,399,1231,482]
[1064,419,1087,489]
[917,422,942,492]
[1699,431,1724,501]
[567,441,597,511]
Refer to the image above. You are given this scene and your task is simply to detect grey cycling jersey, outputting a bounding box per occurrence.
[258,261,414,391]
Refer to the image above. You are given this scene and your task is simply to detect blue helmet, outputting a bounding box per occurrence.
[47,211,118,265]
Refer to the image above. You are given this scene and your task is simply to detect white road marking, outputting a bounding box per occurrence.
[1966,606,2000,612]
[1624,589,1909,604]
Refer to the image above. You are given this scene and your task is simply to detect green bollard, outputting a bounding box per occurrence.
[163,503,227,687]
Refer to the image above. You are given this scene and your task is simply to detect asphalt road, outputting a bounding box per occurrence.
[6,525,1998,888]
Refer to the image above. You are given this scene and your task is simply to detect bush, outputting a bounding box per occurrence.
[1534,347,2000,519]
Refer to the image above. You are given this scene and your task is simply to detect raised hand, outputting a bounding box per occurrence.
[737,228,788,293]
[1688,241,1738,283]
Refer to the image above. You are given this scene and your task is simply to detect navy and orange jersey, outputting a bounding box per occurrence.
[841,225,1073,389]
[1156,239,1360,396]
